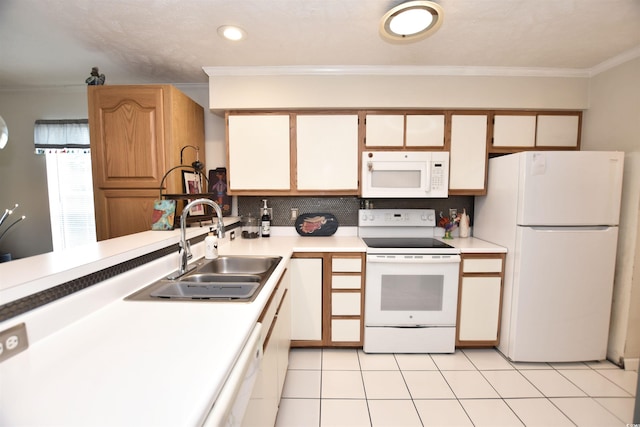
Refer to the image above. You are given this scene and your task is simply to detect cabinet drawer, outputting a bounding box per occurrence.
[332,292,361,316]
[332,275,362,289]
[332,257,362,273]
[331,319,361,342]
[462,258,503,273]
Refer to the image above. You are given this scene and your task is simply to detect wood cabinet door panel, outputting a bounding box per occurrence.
[94,189,158,240]
[90,87,165,188]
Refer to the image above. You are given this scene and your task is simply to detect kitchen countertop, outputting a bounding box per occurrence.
[440,236,508,254]
[0,226,502,426]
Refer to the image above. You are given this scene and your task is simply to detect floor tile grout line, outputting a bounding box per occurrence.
[355,349,375,427]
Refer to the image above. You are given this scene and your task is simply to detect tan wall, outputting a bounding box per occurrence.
[208,73,589,111]
[582,57,640,367]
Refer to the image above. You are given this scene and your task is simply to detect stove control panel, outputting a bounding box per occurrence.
[358,209,436,227]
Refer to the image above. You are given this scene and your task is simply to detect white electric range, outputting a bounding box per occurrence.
[358,209,461,353]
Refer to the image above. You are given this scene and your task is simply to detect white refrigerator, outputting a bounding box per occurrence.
[474,151,624,362]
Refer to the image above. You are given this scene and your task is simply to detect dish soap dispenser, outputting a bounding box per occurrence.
[261,199,271,238]
[204,227,218,259]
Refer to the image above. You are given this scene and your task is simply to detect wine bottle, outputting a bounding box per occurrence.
[261,199,271,238]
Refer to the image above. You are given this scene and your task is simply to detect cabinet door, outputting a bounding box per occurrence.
[227,115,291,191]
[492,115,536,148]
[536,115,580,147]
[88,86,166,189]
[275,289,291,401]
[449,114,488,194]
[290,258,323,341]
[406,115,445,147]
[365,114,404,147]
[458,277,502,342]
[93,189,158,240]
[296,115,359,190]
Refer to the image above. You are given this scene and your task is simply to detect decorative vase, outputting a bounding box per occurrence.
[443,230,453,239]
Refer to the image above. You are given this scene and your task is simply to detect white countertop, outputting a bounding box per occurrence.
[439,236,508,254]
[0,225,502,426]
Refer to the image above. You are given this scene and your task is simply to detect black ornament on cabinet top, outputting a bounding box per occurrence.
[86,67,105,85]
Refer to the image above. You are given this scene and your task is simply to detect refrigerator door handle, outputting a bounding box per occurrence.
[529,226,614,232]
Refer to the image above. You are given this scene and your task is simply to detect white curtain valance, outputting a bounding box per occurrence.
[34,119,89,154]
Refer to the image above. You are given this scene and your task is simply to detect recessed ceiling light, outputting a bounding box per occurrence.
[217,25,247,41]
[380,1,443,43]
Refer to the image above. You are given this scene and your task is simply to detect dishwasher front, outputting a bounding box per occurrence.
[202,323,263,427]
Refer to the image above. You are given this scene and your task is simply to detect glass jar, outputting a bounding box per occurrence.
[241,214,260,239]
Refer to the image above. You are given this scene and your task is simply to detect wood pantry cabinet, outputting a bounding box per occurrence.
[225,112,359,195]
[456,253,506,347]
[242,269,290,427]
[290,252,365,347]
[88,85,204,240]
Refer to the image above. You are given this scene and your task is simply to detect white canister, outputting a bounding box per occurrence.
[459,209,470,238]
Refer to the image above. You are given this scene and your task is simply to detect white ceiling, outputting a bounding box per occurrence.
[1,0,640,89]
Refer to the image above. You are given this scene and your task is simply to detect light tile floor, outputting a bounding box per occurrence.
[275,348,637,427]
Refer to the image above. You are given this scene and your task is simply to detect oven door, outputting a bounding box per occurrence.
[365,253,460,327]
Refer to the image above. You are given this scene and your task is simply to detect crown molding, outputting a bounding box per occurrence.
[203,65,591,78]
[589,46,640,77]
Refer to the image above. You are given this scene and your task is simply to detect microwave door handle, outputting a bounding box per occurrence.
[424,163,431,195]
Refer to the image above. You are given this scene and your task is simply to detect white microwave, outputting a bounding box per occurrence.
[361,151,449,198]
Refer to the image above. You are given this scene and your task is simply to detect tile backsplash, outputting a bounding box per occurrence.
[237,196,474,227]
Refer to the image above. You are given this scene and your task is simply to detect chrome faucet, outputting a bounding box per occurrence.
[173,198,225,278]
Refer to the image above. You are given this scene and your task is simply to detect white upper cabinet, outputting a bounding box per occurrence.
[492,115,536,147]
[491,113,581,151]
[449,114,488,193]
[536,115,580,147]
[406,114,445,147]
[365,115,404,147]
[365,114,445,147]
[227,114,291,191]
[296,114,359,191]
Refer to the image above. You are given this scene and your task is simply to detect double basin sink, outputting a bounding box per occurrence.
[126,255,282,302]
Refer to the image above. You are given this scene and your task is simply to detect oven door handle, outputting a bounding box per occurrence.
[367,255,461,264]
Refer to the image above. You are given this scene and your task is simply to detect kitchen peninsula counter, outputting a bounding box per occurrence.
[0,225,504,425]
[0,226,365,426]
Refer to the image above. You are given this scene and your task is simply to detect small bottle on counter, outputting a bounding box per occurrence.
[261,199,271,238]
[204,227,218,259]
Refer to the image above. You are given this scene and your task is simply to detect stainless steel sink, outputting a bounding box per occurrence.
[125,256,282,302]
[196,256,280,275]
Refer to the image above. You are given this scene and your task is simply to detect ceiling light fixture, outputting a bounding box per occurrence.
[380,0,443,43]
[217,25,247,41]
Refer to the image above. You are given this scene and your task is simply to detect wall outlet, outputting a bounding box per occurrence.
[290,208,299,220]
[449,208,458,219]
[0,323,28,363]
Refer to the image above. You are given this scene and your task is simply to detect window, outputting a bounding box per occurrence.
[34,120,96,251]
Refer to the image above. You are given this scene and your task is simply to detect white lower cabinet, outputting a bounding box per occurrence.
[289,257,323,342]
[456,253,505,347]
[458,277,502,341]
[290,253,365,347]
[242,269,291,427]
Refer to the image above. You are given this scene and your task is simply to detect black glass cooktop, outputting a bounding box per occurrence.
[362,238,454,249]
